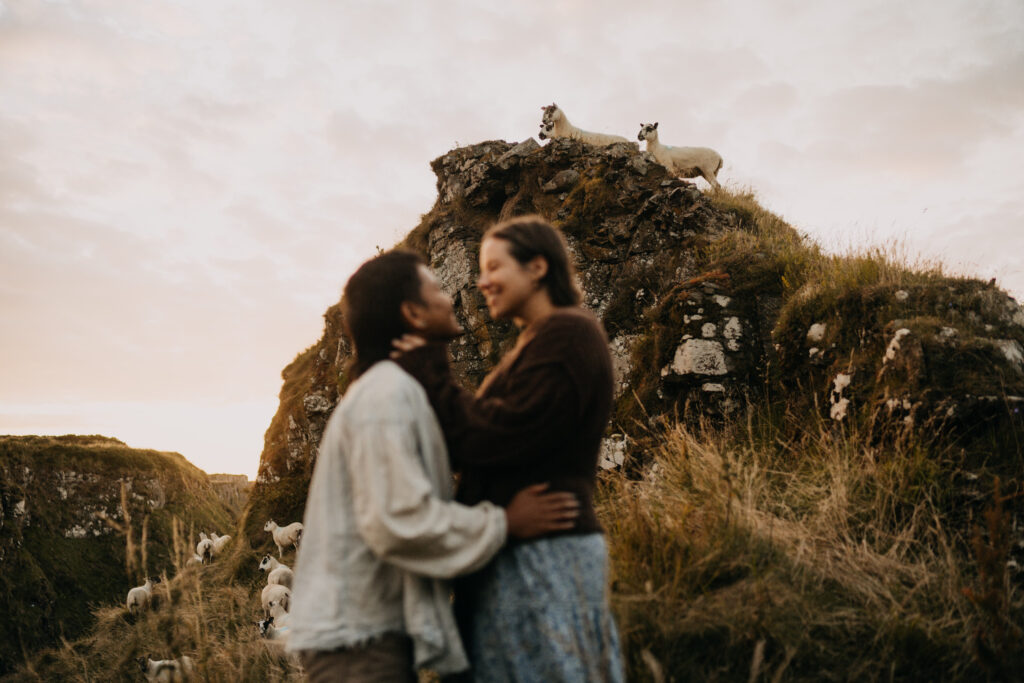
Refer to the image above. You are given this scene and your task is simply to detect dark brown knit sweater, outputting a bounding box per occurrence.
[396,306,614,537]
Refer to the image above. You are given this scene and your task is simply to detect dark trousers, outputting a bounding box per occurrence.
[299,633,416,683]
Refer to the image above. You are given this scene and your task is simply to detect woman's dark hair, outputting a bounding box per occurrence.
[342,249,425,378]
[483,215,582,307]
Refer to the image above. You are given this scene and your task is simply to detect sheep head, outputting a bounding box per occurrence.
[264,520,276,531]
[541,103,561,124]
[638,122,659,142]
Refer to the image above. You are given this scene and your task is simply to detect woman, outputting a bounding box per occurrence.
[394,215,623,682]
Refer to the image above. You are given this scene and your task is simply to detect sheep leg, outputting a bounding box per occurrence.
[702,171,721,191]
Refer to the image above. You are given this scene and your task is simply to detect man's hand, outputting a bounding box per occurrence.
[390,333,428,358]
[505,483,580,539]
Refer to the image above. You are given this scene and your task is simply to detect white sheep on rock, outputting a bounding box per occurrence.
[258,554,294,589]
[126,577,160,616]
[637,122,723,190]
[538,103,629,146]
[261,583,291,617]
[264,520,303,557]
[137,655,195,682]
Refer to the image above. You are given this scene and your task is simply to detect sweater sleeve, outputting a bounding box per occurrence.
[395,331,583,470]
[347,416,507,579]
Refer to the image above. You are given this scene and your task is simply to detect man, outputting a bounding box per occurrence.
[287,250,579,682]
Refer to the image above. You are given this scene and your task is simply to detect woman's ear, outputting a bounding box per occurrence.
[528,255,548,283]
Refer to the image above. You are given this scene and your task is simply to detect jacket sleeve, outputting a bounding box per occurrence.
[395,341,581,470]
[347,416,507,579]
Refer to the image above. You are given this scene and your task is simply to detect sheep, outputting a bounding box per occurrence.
[126,577,160,616]
[209,531,231,559]
[258,554,294,589]
[260,583,291,617]
[267,596,290,621]
[258,593,292,638]
[255,615,290,642]
[195,538,213,565]
[264,520,303,557]
[537,102,629,146]
[137,655,195,682]
[637,122,723,190]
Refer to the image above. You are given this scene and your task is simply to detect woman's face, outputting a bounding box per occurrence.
[477,237,540,321]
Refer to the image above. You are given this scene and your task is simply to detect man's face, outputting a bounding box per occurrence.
[407,264,464,339]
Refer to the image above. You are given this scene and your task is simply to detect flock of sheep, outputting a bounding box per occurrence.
[124,519,303,681]
[536,102,724,190]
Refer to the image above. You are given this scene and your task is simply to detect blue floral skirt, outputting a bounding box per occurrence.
[454,533,624,683]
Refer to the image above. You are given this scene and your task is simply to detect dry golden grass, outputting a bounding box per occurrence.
[10,400,1020,681]
[706,187,952,301]
[598,407,1021,681]
[8,512,304,683]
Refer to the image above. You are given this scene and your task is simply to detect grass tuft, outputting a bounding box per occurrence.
[598,405,1020,680]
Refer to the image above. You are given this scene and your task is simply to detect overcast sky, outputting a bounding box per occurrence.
[2,0,1022,478]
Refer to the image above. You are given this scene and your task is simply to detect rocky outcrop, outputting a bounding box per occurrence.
[0,435,234,675]
[247,137,1024,540]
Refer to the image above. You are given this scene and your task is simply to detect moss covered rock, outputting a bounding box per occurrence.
[247,137,1024,539]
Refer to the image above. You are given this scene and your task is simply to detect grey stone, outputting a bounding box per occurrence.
[541,169,580,193]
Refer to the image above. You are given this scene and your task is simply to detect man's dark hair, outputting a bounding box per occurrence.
[484,215,582,307]
[343,249,425,378]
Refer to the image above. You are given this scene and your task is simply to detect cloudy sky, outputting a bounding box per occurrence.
[2,0,1021,478]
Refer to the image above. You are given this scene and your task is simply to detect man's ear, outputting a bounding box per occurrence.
[400,300,427,331]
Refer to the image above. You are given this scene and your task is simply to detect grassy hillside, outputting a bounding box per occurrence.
[4,523,303,683]
[10,408,1021,681]
[603,410,1022,681]
[16,152,1020,679]
[0,435,235,675]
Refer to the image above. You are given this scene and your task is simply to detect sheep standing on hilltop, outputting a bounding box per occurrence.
[126,577,160,616]
[264,520,302,557]
[638,122,723,190]
[538,103,629,146]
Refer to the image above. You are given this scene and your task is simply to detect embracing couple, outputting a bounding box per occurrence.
[287,216,624,682]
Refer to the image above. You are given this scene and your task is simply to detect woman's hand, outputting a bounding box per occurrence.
[390,333,428,358]
[504,483,580,539]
